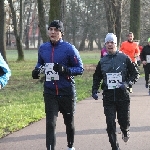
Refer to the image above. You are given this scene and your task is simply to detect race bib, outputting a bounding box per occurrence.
[146,55,150,63]
[106,73,122,89]
[45,63,59,81]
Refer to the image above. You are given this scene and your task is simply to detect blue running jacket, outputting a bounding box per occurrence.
[34,39,84,95]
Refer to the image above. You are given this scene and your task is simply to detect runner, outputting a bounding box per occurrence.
[92,33,140,150]
[32,20,84,150]
[120,32,140,93]
[140,37,150,92]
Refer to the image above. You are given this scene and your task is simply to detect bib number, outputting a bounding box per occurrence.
[146,55,150,63]
[106,73,122,89]
[45,63,59,81]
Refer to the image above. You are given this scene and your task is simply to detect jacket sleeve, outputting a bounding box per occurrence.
[0,53,11,88]
[35,45,45,69]
[140,46,146,61]
[92,61,103,93]
[135,44,140,56]
[67,45,84,76]
[126,57,140,84]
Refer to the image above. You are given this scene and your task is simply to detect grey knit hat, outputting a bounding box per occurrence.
[105,33,117,45]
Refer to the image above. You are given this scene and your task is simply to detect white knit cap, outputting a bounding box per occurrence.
[105,33,117,45]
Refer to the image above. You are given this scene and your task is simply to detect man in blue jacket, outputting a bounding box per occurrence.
[32,20,84,150]
[0,53,11,89]
[92,33,139,150]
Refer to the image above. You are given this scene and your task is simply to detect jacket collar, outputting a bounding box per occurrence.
[50,39,63,46]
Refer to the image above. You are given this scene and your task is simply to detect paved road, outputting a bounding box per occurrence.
[0,77,150,150]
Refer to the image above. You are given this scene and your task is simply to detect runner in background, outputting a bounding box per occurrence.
[100,45,107,58]
[138,45,143,66]
[120,32,140,93]
[140,37,150,88]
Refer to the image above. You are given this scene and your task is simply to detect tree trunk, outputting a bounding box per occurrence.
[8,0,24,61]
[104,0,123,47]
[89,36,94,51]
[49,0,66,22]
[60,0,66,22]
[37,0,48,42]
[49,0,61,22]
[129,0,141,40]
[104,0,116,33]
[79,27,88,51]
[0,0,7,61]
[19,0,23,41]
[24,3,32,50]
[115,1,122,47]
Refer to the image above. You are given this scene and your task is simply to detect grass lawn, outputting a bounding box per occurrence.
[0,50,100,138]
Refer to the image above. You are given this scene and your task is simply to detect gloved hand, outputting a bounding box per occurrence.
[53,63,70,74]
[32,68,40,79]
[92,90,98,100]
[119,81,134,92]
[119,82,129,90]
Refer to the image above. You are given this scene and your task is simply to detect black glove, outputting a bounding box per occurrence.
[0,67,5,76]
[119,82,128,90]
[119,81,133,91]
[32,68,40,79]
[53,63,70,74]
[92,90,98,100]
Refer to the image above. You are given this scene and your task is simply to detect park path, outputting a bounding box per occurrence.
[0,77,150,150]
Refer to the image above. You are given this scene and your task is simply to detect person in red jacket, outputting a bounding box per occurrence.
[120,32,140,93]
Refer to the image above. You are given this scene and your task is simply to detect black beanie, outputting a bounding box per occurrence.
[48,20,64,33]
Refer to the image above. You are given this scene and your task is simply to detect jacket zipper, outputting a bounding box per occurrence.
[51,46,54,62]
[112,56,115,101]
[54,81,58,95]
[51,45,59,95]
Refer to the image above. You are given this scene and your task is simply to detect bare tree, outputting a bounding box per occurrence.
[60,0,66,22]
[65,0,107,51]
[49,0,66,22]
[0,1,7,61]
[8,0,24,61]
[129,0,141,40]
[104,0,123,46]
[37,0,48,43]
[19,0,23,41]
[24,1,32,49]
[49,0,61,22]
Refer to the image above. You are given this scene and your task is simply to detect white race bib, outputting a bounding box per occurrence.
[45,63,59,81]
[146,55,150,63]
[106,73,122,89]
